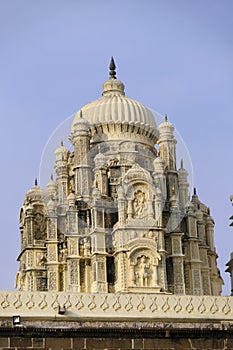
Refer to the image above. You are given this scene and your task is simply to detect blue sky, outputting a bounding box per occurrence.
[0,0,232,294]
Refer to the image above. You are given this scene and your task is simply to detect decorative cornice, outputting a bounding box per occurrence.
[0,292,232,322]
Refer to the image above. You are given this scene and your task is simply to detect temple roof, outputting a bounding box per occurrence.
[71,58,158,145]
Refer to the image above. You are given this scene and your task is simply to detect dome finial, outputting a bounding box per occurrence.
[165,114,168,122]
[35,178,38,186]
[109,56,116,79]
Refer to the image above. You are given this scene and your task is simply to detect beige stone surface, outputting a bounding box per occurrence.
[0,291,232,321]
[15,59,223,297]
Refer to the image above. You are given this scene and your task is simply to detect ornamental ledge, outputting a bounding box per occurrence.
[0,292,232,321]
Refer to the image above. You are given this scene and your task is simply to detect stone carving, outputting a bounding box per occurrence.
[51,294,59,310]
[125,296,133,311]
[1,294,10,309]
[36,252,47,266]
[174,297,182,313]
[149,297,158,312]
[39,294,48,310]
[75,295,84,310]
[59,243,67,262]
[0,291,232,322]
[198,297,207,314]
[83,238,91,257]
[210,297,219,314]
[34,212,46,240]
[186,297,194,313]
[26,294,35,309]
[48,272,57,290]
[222,297,231,315]
[15,62,223,297]
[13,294,22,309]
[133,190,147,218]
[100,296,109,311]
[88,295,97,310]
[137,256,150,287]
[131,250,161,288]
[137,296,146,312]
[15,265,26,291]
[113,295,121,311]
[162,297,171,313]
[64,294,72,309]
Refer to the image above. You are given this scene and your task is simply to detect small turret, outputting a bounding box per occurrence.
[157,114,177,170]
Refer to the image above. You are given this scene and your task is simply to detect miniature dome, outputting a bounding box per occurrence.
[55,141,69,161]
[71,58,158,146]
[158,114,175,139]
[71,110,90,135]
[24,179,47,205]
[178,160,188,180]
[94,152,106,167]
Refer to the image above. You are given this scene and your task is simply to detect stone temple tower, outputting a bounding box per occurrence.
[16,58,223,295]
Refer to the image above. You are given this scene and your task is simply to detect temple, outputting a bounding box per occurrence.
[15,58,223,296]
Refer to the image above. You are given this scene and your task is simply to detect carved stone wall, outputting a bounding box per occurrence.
[16,64,223,296]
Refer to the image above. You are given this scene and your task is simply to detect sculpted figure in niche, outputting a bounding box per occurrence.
[15,263,26,291]
[34,212,46,240]
[137,255,150,287]
[37,252,47,266]
[133,190,147,218]
[59,243,68,262]
[83,237,91,257]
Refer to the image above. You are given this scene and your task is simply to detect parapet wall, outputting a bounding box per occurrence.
[0,291,232,321]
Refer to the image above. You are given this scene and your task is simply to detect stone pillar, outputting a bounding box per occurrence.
[115,251,127,292]
[67,193,78,234]
[25,206,34,245]
[46,200,59,291]
[206,216,215,251]
[199,246,211,295]
[92,255,107,292]
[178,160,189,208]
[54,142,69,205]
[70,115,92,200]
[153,156,166,201]
[158,115,177,171]
[68,258,80,292]
[170,233,185,294]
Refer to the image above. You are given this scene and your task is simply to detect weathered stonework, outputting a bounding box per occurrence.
[15,58,223,297]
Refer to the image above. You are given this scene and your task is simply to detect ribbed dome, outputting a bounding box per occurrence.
[73,94,157,128]
[71,58,158,146]
[24,180,47,205]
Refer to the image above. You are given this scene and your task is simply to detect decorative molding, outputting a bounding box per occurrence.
[0,291,232,321]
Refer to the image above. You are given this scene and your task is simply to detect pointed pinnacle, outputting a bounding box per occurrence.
[181,159,183,169]
[80,109,83,118]
[109,56,116,79]
[61,140,63,147]
[194,187,197,195]
[35,178,38,186]
[50,173,54,181]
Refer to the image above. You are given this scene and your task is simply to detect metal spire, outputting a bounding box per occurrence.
[165,114,168,122]
[35,178,38,186]
[181,159,183,169]
[109,56,116,79]
[194,187,197,195]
